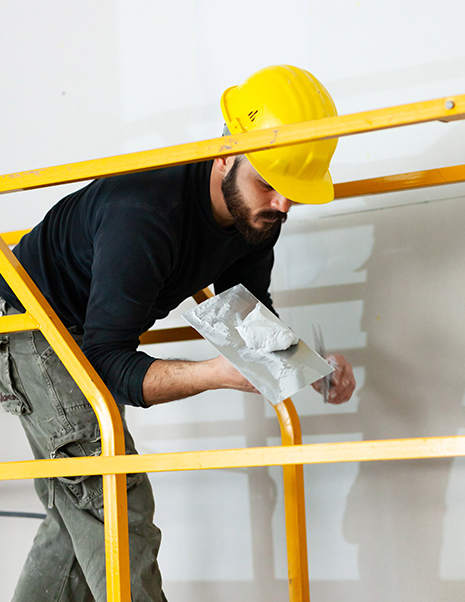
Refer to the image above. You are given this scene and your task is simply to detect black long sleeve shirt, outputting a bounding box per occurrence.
[0,161,279,407]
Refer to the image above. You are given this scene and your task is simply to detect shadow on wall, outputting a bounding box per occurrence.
[267,190,465,601]
[340,194,465,602]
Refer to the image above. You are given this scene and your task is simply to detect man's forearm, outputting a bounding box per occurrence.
[142,358,216,406]
[142,355,258,406]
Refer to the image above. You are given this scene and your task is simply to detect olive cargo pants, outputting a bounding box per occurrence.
[0,299,167,602]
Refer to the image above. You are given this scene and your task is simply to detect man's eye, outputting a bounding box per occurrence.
[260,180,274,190]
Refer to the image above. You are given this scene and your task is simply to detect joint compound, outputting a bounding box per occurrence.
[236,303,299,353]
[182,283,333,405]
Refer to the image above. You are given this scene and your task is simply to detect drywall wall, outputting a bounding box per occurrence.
[1,1,465,600]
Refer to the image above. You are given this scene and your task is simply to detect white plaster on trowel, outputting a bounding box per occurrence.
[182,284,333,405]
[236,304,299,353]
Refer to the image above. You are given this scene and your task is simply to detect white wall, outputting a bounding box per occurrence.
[1,1,465,600]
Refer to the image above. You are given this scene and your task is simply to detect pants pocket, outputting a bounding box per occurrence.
[50,423,105,510]
[0,335,32,416]
[50,424,143,510]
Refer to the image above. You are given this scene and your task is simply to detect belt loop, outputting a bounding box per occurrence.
[47,478,55,509]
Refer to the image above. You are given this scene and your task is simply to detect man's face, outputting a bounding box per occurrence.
[221,157,292,244]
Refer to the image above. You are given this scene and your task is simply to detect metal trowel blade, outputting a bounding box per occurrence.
[182,284,334,405]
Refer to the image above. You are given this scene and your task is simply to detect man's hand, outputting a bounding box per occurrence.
[209,354,260,394]
[312,353,356,405]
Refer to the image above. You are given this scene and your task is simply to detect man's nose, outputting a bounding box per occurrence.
[270,194,292,214]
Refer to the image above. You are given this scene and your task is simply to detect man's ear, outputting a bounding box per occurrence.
[214,156,233,174]
[214,155,238,175]
[214,157,228,173]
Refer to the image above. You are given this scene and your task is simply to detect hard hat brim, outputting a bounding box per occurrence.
[246,153,335,205]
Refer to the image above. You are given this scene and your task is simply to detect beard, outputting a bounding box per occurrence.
[221,158,287,245]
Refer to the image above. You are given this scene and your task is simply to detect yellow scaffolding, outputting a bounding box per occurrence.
[1,93,465,602]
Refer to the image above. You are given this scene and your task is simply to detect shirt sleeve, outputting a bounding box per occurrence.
[81,198,177,407]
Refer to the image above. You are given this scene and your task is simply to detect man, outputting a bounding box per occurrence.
[0,65,355,601]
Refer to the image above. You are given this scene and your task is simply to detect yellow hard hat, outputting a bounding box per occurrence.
[221,65,338,204]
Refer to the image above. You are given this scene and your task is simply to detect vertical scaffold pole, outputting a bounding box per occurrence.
[274,398,310,602]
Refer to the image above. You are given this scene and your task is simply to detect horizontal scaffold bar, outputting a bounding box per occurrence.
[334,163,465,198]
[0,94,464,194]
[0,229,31,245]
[1,435,465,481]
[139,326,202,345]
[0,313,38,333]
